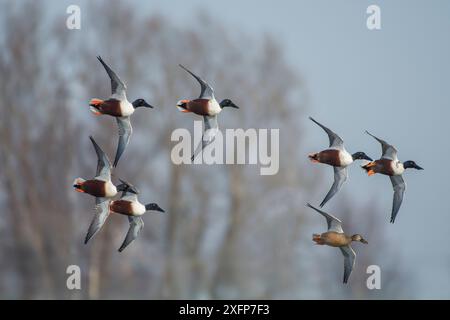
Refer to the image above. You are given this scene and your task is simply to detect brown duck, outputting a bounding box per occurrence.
[307,203,368,284]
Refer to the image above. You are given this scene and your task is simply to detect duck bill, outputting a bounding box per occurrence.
[364,155,373,161]
[144,102,154,108]
[415,164,424,170]
[361,239,368,244]
[230,103,239,109]
[146,204,165,212]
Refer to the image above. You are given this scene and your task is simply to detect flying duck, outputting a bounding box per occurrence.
[109,182,165,252]
[177,64,239,161]
[73,136,130,244]
[362,131,423,223]
[308,117,372,207]
[307,203,368,284]
[89,56,155,167]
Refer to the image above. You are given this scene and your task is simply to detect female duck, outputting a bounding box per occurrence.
[307,203,368,284]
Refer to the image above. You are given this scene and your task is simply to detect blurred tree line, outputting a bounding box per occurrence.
[0,0,411,299]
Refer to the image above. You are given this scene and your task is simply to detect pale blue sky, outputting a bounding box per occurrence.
[141,0,450,298]
[54,0,449,298]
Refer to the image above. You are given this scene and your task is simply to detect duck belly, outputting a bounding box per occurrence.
[207,99,222,116]
[131,202,146,215]
[366,159,399,176]
[79,179,117,198]
[186,99,214,116]
[313,149,341,167]
[91,99,122,117]
[119,100,134,117]
[103,181,118,198]
[338,150,353,167]
[391,161,405,176]
[110,200,145,216]
[320,232,349,247]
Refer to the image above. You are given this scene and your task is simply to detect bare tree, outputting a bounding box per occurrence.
[0,0,410,299]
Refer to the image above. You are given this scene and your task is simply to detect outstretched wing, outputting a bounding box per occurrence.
[114,117,132,168]
[84,197,110,244]
[365,131,398,161]
[309,117,344,149]
[390,175,406,223]
[179,64,215,100]
[97,56,127,99]
[319,167,348,207]
[118,216,144,252]
[339,245,356,284]
[306,203,344,233]
[191,115,219,162]
[89,136,112,180]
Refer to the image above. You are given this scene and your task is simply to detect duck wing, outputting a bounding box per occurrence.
[320,167,348,208]
[118,216,144,252]
[89,136,112,180]
[84,197,110,244]
[191,115,219,162]
[179,64,215,100]
[306,203,344,233]
[114,117,132,168]
[309,117,344,149]
[390,175,406,223]
[365,130,398,161]
[339,245,356,284]
[97,56,127,100]
[120,191,139,202]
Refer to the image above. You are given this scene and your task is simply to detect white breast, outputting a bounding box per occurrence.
[120,100,135,117]
[208,99,222,116]
[104,181,118,198]
[131,201,146,216]
[339,150,354,167]
[391,161,405,175]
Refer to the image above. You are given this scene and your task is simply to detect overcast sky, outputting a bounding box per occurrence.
[55,0,449,298]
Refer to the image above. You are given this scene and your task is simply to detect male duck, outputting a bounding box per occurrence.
[109,182,165,252]
[73,136,130,244]
[362,131,423,223]
[89,56,155,167]
[307,203,368,284]
[308,117,372,207]
[177,64,239,161]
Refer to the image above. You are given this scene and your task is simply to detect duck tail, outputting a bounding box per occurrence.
[361,162,376,176]
[73,177,86,192]
[89,99,103,115]
[89,98,104,107]
[176,100,191,113]
[308,153,320,163]
[312,234,324,245]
